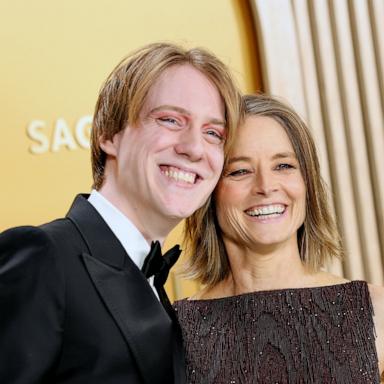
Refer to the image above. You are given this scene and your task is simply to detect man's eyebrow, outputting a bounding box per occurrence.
[209,118,226,126]
[150,105,226,126]
[150,105,190,115]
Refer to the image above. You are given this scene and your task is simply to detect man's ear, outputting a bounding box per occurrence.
[99,133,120,156]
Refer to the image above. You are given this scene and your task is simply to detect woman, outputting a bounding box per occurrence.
[174,94,384,383]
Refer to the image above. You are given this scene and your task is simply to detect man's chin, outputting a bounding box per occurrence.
[159,195,208,220]
[163,206,200,221]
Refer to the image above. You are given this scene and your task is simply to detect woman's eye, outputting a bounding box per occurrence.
[276,163,295,170]
[226,169,249,177]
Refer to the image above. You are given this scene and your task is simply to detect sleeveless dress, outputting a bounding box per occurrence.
[174,281,380,383]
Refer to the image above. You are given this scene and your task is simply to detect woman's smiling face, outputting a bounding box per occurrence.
[215,115,306,252]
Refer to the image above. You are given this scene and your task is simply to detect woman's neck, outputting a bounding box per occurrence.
[221,238,312,296]
[196,239,347,301]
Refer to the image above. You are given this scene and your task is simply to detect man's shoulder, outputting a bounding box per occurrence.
[0,194,91,253]
[1,216,72,243]
[0,219,74,259]
[0,224,65,281]
[0,194,114,264]
[0,194,95,243]
[0,224,55,249]
[0,216,89,275]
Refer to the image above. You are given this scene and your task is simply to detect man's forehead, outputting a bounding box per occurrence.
[147,104,226,126]
[147,64,212,92]
[140,64,223,117]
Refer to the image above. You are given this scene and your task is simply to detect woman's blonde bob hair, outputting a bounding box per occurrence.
[183,94,343,287]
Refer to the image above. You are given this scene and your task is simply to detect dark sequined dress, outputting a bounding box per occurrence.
[174,281,380,384]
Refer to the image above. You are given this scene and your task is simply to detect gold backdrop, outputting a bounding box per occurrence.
[2,0,383,301]
[0,0,261,300]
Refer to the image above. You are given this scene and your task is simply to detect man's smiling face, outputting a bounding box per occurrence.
[101,64,226,225]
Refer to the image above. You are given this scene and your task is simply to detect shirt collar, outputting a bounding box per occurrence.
[88,190,150,270]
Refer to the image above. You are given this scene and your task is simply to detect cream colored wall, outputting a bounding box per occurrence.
[0,0,261,299]
[250,0,384,284]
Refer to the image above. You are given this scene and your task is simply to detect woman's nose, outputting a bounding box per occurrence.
[251,169,278,195]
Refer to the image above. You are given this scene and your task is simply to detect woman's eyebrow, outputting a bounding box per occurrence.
[227,156,252,164]
[271,152,297,160]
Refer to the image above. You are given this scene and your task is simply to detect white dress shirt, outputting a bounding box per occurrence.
[88,190,157,293]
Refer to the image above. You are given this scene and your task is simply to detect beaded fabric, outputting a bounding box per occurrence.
[174,281,380,384]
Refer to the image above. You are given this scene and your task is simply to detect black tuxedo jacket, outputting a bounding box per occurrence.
[0,195,186,384]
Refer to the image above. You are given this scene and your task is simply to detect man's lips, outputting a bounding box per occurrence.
[159,165,201,184]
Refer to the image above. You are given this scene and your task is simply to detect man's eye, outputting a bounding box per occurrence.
[205,129,225,144]
[157,117,179,125]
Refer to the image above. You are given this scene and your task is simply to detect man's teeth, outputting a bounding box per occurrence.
[164,168,196,184]
[246,205,285,217]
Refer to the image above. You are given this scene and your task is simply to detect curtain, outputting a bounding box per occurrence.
[249,0,384,284]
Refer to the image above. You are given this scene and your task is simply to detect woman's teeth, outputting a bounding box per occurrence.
[246,204,285,217]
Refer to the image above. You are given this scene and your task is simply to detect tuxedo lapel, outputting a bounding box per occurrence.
[82,253,173,384]
[66,195,174,384]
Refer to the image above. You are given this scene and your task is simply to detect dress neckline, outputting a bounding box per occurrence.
[183,280,366,303]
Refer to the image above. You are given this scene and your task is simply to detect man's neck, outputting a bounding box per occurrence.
[97,187,178,245]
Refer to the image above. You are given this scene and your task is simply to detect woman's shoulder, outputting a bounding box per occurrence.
[173,285,218,305]
[366,283,384,377]
[184,281,232,301]
[311,271,349,285]
[367,283,384,299]
[186,287,208,301]
[367,284,384,331]
[367,283,384,316]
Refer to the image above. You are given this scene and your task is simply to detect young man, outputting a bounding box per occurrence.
[0,43,240,384]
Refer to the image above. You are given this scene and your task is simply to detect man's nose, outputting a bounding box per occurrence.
[174,125,204,161]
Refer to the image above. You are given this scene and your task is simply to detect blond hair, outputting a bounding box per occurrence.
[91,42,241,189]
[184,94,343,286]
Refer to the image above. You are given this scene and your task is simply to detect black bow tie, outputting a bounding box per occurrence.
[141,241,181,319]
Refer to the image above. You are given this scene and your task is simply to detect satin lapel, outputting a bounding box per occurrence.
[66,195,174,384]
